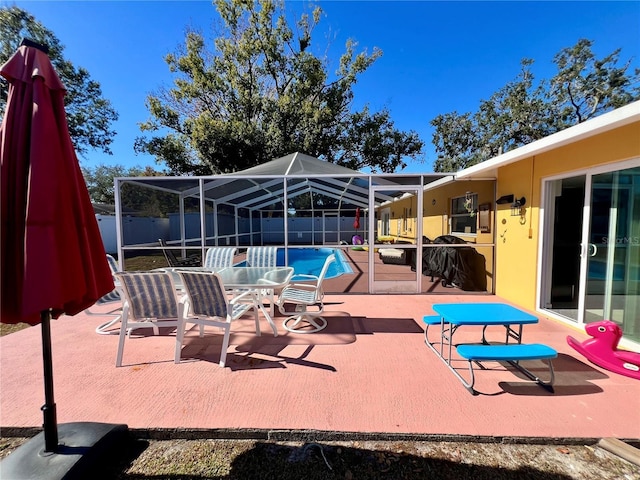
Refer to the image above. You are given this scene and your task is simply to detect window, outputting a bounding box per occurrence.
[451,193,477,234]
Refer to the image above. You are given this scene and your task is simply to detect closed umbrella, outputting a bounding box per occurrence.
[0,39,122,475]
[353,207,361,231]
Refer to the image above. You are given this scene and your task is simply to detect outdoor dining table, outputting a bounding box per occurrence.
[426,303,555,394]
[160,266,294,336]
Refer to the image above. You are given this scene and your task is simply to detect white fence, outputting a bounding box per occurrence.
[100,212,366,254]
[96,215,169,253]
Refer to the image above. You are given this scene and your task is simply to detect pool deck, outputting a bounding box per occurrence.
[1,292,639,443]
[328,248,490,294]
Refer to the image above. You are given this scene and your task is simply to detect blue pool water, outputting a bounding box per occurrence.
[588,260,625,281]
[239,248,353,279]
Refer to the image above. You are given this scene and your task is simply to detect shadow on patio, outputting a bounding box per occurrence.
[1,293,638,443]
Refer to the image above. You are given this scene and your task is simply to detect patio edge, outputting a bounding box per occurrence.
[5,426,640,446]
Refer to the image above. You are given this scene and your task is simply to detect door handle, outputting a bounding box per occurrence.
[580,243,598,257]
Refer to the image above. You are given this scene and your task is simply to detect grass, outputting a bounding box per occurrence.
[123,253,170,271]
[1,436,638,479]
[0,322,29,336]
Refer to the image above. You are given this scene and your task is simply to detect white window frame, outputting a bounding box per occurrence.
[450,193,477,235]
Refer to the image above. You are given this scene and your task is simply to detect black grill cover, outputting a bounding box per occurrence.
[413,235,487,291]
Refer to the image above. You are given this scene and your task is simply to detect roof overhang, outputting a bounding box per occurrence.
[456,100,640,180]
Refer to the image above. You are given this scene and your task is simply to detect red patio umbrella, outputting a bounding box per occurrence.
[353,207,361,231]
[0,39,115,460]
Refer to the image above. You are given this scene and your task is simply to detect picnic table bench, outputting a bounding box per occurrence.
[456,343,557,393]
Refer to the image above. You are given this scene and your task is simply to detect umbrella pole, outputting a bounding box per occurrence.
[2,311,129,478]
[40,309,59,452]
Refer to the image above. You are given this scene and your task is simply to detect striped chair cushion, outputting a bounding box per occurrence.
[116,272,178,319]
[106,254,119,274]
[96,289,121,305]
[230,303,251,318]
[246,247,278,267]
[95,254,121,304]
[179,272,228,318]
[203,247,237,269]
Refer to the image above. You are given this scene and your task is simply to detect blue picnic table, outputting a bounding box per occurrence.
[424,303,556,395]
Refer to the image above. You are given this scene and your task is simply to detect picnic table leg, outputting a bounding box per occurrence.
[508,359,556,393]
[423,316,449,357]
[461,361,478,395]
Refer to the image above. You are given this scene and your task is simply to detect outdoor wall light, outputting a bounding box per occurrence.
[496,194,514,205]
[510,197,526,216]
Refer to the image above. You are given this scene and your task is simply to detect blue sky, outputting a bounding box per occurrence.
[7,1,640,173]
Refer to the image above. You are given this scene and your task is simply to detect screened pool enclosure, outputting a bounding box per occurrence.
[114,152,451,294]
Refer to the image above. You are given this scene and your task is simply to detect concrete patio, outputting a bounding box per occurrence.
[1,293,638,443]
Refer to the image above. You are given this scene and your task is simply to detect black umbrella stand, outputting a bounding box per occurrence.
[0,309,129,479]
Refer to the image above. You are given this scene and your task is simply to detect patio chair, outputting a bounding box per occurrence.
[277,253,336,333]
[203,246,238,269]
[176,271,259,367]
[85,254,123,335]
[246,246,278,267]
[158,238,201,267]
[245,246,279,313]
[378,247,407,265]
[113,271,181,367]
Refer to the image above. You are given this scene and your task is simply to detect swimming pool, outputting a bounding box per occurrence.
[239,248,353,279]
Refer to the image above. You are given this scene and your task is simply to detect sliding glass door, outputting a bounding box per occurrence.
[542,161,640,343]
[583,166,640,341]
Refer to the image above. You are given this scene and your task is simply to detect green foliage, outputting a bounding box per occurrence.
[136,0,424,175]
[82,164,156,204]
[550,38,640,123]
[0,6,119,156]
[120,181,182,219]
[82,163,171,220]
[432,39,639,172]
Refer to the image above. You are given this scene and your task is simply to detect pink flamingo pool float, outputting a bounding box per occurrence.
[567,320,640,380]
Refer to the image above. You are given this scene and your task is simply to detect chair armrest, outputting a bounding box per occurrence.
[178,295,190,317]
[229,290,256,304]
[290,274,319,283]
[284,283,317,292]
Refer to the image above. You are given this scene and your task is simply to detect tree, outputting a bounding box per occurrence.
[0,6,118,156]
[82,164,150,204]
[432,60,558,172]
[431,111,484,173]
[550,38,640,124]
[135,0,423,175]
[82,163,174,217]
[431,39,639,172]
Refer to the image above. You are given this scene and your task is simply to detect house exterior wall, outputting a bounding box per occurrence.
[423,180,495,243]
[420,180,495,291]
[382,196,417,242]
[494,121,640,310]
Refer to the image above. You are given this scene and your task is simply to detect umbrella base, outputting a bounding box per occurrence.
[0,422,129,480]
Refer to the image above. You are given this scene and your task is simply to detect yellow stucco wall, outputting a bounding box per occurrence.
[377,120,638,300]
[422,180,495,291]
[494,121,640,309]
[422,180,495,242]
[376,179,497,291]
[379,195,418,242]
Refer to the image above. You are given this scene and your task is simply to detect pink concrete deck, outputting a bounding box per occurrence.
[1,294,639,441]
